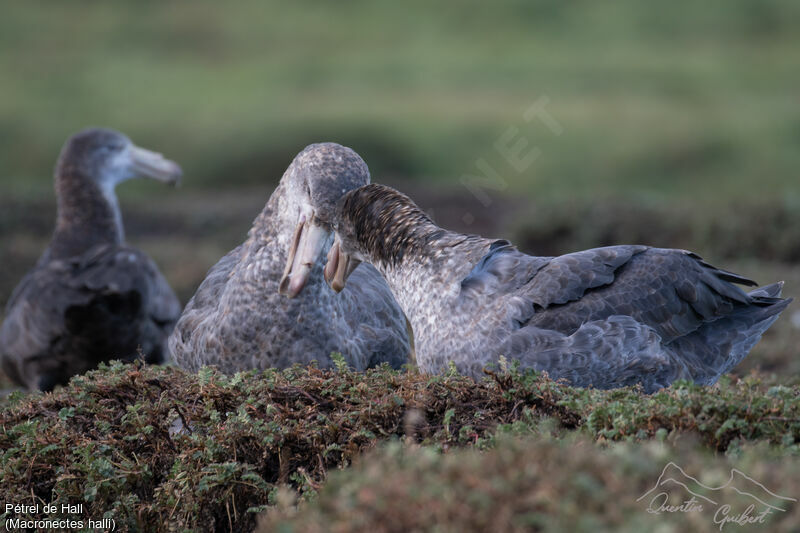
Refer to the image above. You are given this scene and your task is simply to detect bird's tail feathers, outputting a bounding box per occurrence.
[747,281,784,302]
[677,292,791,382]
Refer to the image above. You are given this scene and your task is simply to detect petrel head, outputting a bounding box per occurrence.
[278,142,370,298]
[57,127,182,191]
[325,183,436,293]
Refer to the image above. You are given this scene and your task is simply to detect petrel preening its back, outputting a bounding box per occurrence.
[322,183,791,393]
[169,143,412,374]
[0,128,183,391]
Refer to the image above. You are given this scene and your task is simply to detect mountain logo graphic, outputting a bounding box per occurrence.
[638,462,796,513]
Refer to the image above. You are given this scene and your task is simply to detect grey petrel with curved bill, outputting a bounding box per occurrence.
[319,183,790,393]
[169,143,413,374]
[0,128,182,391]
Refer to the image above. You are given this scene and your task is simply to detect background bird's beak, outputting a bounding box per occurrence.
[279,219,329,298]
[129,145,183,185]
[324,238,361,293]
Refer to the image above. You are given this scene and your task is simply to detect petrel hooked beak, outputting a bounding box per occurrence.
[129,145,183,186]
[279,214,330,298]
[324,236,361,293]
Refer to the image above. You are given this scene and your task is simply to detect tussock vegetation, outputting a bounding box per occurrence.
[1,360,799,531]
[260,436,800,533]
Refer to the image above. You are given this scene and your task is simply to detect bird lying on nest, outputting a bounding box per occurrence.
[0,128,182,391]
[315,183,790,393]
[169,143,413,374]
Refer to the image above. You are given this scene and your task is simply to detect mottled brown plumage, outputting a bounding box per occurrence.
[169,144,412,374]
[0,128,182,390]
[328,184,791,393]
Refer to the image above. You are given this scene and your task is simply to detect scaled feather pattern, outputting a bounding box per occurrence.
[169,144,412,373]
[331,184,791,393]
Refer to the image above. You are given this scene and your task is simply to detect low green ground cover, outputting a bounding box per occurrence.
[1,360,798,531]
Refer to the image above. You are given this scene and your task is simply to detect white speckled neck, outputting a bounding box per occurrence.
[99,180,125,243]
[370,234,494,372]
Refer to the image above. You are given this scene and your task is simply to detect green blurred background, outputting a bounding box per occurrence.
[1,0,798,376]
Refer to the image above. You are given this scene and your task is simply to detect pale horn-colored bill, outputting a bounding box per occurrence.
[279,220,330,298]
[129,145,183,185]
[324,238,361,293]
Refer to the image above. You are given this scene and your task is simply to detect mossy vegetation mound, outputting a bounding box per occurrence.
[1,361,798,531]
[260,436,800,533]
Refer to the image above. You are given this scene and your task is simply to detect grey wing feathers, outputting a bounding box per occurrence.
[78,246,181,323]
[148,267,182,327]
[67,246,181,333]
[168,245,243,368]
[459,243,648,308]
[0,271,56,386]
[0,244,180,389]
[523,245,648,308]
[505,292,787,393]
[341,263,412,369]
[502,316,692,392]
[453,242,790,392]
[180,246,243,313]
[666,283,791,383]
[518,248,759,342]
[459,240,549,298]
